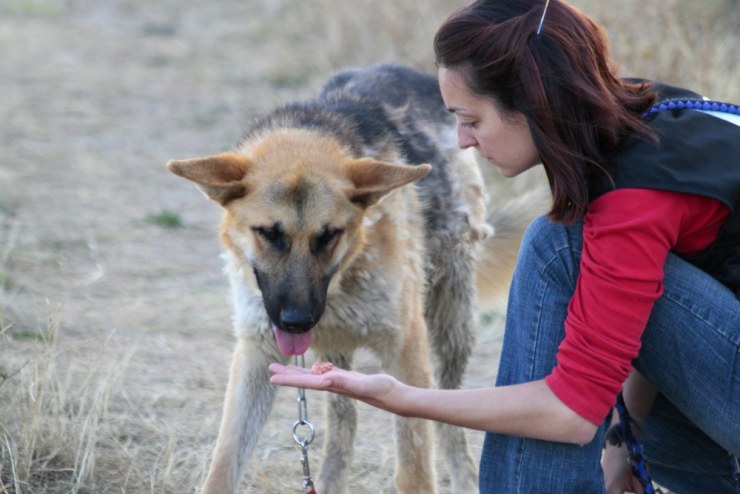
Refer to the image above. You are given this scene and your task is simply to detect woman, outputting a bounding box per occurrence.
[270,1,740,492]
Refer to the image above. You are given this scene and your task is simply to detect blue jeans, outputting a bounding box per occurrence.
[479,215,740,493]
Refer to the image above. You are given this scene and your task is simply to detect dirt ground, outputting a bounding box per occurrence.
[1,1,738,493]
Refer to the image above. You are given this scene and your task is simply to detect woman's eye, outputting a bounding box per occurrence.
[460,121,477,129]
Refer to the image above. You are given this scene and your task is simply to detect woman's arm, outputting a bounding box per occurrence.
[620,369,658,421]
[269,363,598,445]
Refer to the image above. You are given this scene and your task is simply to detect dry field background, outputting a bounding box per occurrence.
[1,0,738,492]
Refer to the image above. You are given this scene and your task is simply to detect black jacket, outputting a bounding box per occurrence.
[592,81,740,298]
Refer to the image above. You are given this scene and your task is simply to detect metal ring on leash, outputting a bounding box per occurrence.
[292,419,316,447]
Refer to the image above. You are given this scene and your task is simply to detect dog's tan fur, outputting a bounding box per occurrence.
[167,64,549,494]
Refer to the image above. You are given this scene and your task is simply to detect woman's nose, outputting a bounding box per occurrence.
[457,128,476,149]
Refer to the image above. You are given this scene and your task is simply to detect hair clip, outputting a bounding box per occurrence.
[536,0,551,36]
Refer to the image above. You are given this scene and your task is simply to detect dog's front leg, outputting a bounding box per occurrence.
[388,318,438,494]
[201,336,285,494]
[318,352,357,494]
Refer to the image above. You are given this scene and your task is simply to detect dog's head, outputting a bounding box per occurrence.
[167,129,430,355]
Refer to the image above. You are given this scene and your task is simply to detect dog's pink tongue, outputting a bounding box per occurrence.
[273,325,313,356]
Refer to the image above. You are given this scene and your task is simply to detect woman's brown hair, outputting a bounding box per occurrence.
[434,0,657,223]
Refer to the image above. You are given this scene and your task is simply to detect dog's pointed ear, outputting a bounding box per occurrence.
[167,153,250,205]
[346,158,432,208]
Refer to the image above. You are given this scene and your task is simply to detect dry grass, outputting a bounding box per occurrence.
[0,0,738,492]
[1,311,128,493]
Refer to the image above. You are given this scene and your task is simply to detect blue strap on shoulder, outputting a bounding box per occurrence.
[642,98,739,118]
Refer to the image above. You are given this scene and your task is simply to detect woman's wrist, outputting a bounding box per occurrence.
[385,381,425,417]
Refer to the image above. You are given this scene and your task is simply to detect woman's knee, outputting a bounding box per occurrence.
[520,214,581,253]
[520,214,555,246]
[516,215,583,284]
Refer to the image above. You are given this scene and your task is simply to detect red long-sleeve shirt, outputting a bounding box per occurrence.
[544,188,731,424]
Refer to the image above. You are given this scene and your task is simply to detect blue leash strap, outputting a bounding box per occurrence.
[731,452,740,494]
[615,392,656,494]
[615,394,740,493]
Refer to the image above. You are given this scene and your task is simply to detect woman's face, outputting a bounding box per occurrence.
[438,67,540,177]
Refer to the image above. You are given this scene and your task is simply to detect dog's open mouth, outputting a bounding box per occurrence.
[273,325,313,356]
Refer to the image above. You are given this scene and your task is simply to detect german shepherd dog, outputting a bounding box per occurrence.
[167,64,546,494]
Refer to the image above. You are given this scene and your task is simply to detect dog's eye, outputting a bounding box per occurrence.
[252,226,287,251]
[311,227,343,255]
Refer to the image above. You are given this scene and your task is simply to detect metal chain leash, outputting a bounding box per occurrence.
[291,354,317,494]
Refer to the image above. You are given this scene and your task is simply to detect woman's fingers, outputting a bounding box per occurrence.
[268,363,310,375]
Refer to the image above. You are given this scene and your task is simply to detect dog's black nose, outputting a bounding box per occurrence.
[279,308,315,334]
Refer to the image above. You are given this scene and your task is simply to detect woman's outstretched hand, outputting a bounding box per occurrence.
[268,362,403,412]
[271,362,600,445]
